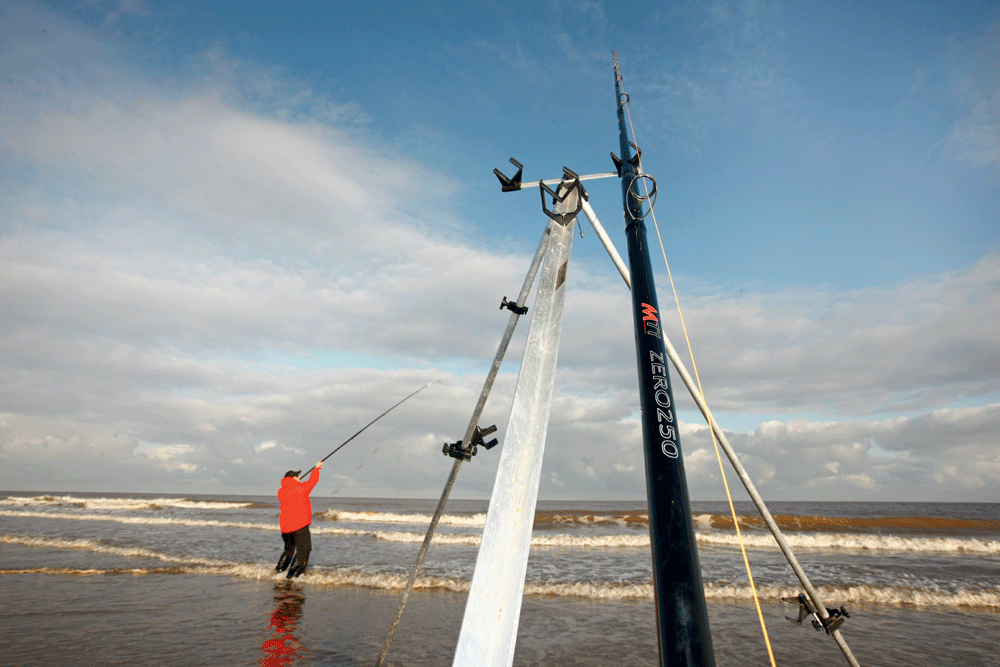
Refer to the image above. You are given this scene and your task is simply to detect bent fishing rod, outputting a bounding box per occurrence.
[300,380,438,478]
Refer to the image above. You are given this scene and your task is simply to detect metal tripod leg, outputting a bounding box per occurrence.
[452,186,578,667]
[375,220,553,667]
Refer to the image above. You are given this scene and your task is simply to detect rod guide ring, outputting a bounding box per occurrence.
[628,174,657,218]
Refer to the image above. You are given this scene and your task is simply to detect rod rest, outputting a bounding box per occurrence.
[494,158,524,192]
[500,296,528,315]
[442,425,499,461]
[784,593,851,634]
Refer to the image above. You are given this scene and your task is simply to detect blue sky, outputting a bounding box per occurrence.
[1,0,998,501]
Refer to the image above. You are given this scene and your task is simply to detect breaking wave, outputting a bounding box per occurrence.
[695,531,1000,554]
[6,496,994,539]
[1,509,276,531]
[3,535,996,611]
[315,509,488,527]
[0,534,231,567]
[701,514,1000,534]
[4,509,998,554]
[527,511,650,528]
[0,495,256,511]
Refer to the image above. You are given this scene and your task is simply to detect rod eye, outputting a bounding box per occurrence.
[628,174,657,218]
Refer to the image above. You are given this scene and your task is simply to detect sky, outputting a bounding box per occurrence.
[1,0,998,502]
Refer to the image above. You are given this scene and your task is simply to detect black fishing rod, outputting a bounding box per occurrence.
[300,381,437,477]
[614,51,715,667]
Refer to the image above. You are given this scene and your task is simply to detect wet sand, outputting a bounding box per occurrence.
[3,564,998,666]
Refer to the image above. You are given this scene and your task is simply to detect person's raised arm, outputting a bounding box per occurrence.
[303,461,322,491]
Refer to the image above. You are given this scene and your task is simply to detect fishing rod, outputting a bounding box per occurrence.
[299,380,437,478]
[613,50,714,667]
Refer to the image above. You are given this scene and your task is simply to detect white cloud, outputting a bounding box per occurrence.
[255,440,304,456]
[137,443,200,473]
[0,2,996,502]
[946,90,1000,169]
[675,405,1000,500]
[940,19,1000,172]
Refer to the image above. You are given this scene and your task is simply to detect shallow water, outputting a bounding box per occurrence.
[1,493,998,665]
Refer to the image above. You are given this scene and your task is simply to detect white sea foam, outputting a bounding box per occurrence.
[0,495,254,511]
[5,509,998,554]
[704,583,1000,610]
[543,514,633,526]
[315,527,649,548]
[0,534,231,567]
[339,526,1000,554]
[316,509,488,527]
[0,509,275,531]
[0,510,468,543]
[696,531,1000,554]
[4,534,996,611]
[319,509,647,529]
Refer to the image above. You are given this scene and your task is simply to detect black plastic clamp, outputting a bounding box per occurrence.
[500,296,528,315]
[443,425,499,461]
[783,594,850,634]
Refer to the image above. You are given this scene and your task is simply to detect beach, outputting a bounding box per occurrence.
[2,493,998,666]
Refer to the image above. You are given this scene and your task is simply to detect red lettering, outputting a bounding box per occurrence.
[641,303,658,322]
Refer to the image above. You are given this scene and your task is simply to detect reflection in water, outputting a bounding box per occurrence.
[260,583,306,666]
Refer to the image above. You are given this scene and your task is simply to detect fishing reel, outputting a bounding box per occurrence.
[783,593,850,634]
[443,425,499,461]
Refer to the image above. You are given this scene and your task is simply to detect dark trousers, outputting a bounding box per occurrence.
[276,525,312,578]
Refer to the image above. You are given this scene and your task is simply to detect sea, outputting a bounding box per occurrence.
[1,493,997,666]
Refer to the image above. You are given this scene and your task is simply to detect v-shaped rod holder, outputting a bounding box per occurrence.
[494,158,524,192]
[610,141,642,177]
[539,167,585,226]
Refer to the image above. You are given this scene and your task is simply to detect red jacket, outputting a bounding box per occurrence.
[278,469,320,533]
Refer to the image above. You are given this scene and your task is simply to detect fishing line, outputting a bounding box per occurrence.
[300,381,438,478]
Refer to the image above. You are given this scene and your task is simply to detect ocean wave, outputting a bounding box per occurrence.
[3,537,996,611]
[0,510,466,543]
[696,531,1000,554]
[356,528,652,548]
[1,566,198,576]
[0,495,255,511]
[7,496,993,540]
[0,534,231,567]
[703,513,1000,534]
[532,511,649,528]
[309,509,1000,539]
[315,508,642,529]
[704,583,1000,611]
[1,509,277,531]
[5,509,998,554]
[316,509,488,527]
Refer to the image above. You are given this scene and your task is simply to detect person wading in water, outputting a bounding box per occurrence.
[276,462,323,579]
